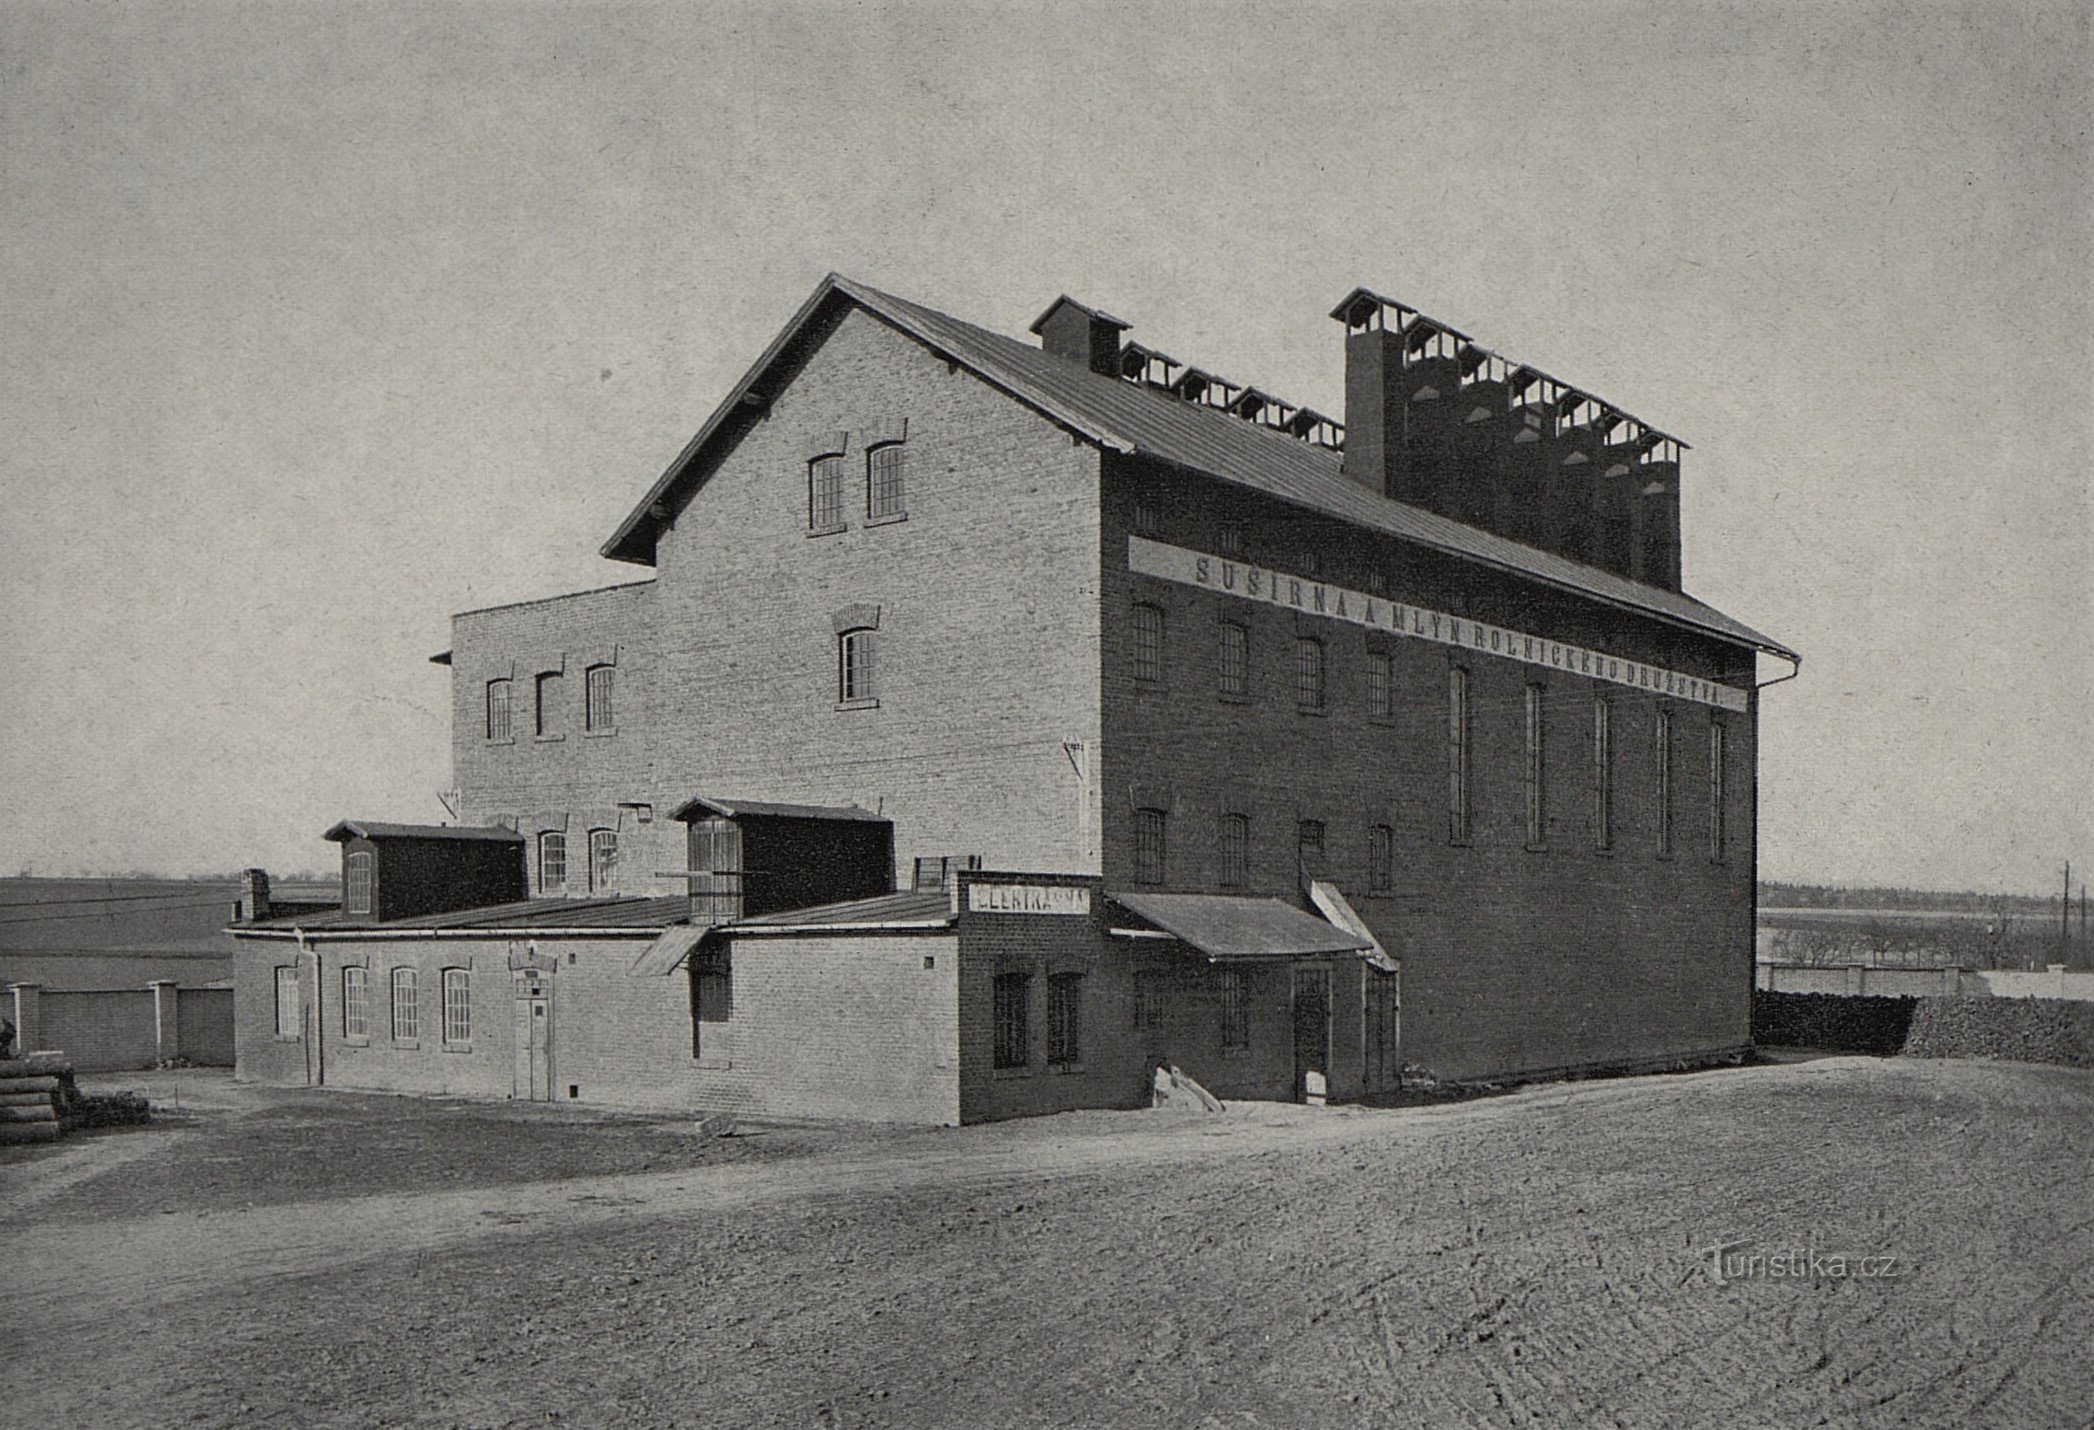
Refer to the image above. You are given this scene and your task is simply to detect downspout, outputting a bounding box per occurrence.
[295,927,323,1088]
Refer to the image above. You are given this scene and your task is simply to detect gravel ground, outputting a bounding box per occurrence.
[5,1058,2089,1428]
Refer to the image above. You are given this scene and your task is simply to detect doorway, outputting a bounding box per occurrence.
[1291,965,1330,1102]
[514,994,550,1101]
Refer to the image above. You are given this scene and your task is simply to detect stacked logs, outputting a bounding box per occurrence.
[0,1053,71,1145]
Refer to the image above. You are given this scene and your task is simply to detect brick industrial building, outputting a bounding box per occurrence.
[233,274,1795,1123]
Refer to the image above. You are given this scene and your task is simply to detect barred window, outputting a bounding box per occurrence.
[1708,721,1727,861]
[1217,621,1249,698]
[1132,498,1160,536]
[1133,604,1165,683]
[585,665,614,731]
[1655,708,1675,857]
[442,968,471,1045]
[390,967,419,1042]
[539,831,567,891]
[1525,683,1547,847]
[838,629,875,703]
[1132,969,1163,1032]
[1047,973,1084,1067]
[1593,696,1615,851]
[1219,812,1248,888]
[589,829,618,892]
[274,966,300,1039]
[1368,650,1394,719]
[1448,667,1472,843]
[1295,636,1325,711]
[1134,807,1167,885]
[867,443,906,519]
[809,454,846,529]
[993,972,1031,1070]
[344,851,373,915]
[341,965,369,1039]
[535,671,562,736]
[1368,824,1394,893]
[1219,968,1249,1050]
[485,679,512,740]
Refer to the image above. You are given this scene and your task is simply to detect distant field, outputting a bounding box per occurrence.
[1758,904,2086,970]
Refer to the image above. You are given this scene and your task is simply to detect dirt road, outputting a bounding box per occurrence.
[5,1057,2089,1428]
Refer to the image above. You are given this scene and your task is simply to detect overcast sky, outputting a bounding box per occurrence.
[2,1,2087,893]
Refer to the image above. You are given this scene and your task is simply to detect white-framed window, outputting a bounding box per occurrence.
[1369,824,1394,893]
[535,671,562,736]
[1133,604,1165,684]
[809,454,846,530]
[1368,651,1394,719]
[274,965,300,1039]
[1448,666,1472,844]
[539,831,567,891]
[589,828,618,891]
[1593,695,1614,851]
[1219,812,1248,888]
[344,851,373,915]
[585,665,614,731]
[441,967,471,1045]
[390,967,419,1042]
[341,965,369,1039]
[1525,683,1547,847]
[1047,973,1083,1067]
[1217,620,1249,698]
[1708,721,1727,861]
[1134,808,1167,885]
[1219,967,1250,1050]
[485,679,512,741]
[867,443,906,519]
[1295,636,1325,711]
[838,628,874,703]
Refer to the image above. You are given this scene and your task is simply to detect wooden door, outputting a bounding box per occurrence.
[514,995,550,1101]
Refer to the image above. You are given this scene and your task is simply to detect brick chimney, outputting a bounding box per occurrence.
[236,868,272,923]
[1030,296,1129,376]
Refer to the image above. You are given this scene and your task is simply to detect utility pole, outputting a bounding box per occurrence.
[2064,862,2074,958]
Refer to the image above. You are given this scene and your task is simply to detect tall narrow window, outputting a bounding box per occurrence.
[1218,521,1244,557]
[1655,708,1675,857]
[589,829,618,891]
[1708,721,1728,861]
[838,629,875,704]
[485,679,512,740]
[1368,825,1394,893]
[442,968,471,1045]
[1448,667,1472,843]
[1219,968,1250,1050]
[809,454,846,529]
[1047,973,1084,1067]
[274,966,300,1039]
[1219,812,1248,888]
[1132,498,1160,536]
[1295,636,1325,711]
[1297,819,1326,872]
[1134,808,1167,885]
[1524,683,1547,847]
[1593,695,1614,851]
[341,965,369,1039]
[539,831,567,891]
[993,972,1031,1070]
[867,443,906,519]
[1368,650,1394,719]
[344,851,373,915]
[1217,621,1249,698]
[688,817,744,921]
[1133,604,1164,683]
[534,671,562,736]
[1132,969,1163,1032]
[585,665,614,731]
[690,946,732,1056]
[390,967,419,1042]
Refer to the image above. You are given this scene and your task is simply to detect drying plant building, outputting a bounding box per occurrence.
[232,274,1795,1123]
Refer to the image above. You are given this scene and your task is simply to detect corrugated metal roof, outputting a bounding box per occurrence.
[323,821,524,844]
[601,275,1791,660]
[1107,892,1371,961]
[729,890,953,929]
[668,796,889,824]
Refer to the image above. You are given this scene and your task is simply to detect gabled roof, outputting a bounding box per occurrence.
[668,797,888,824]
[323,821,524,844]
[602,274,1793,660]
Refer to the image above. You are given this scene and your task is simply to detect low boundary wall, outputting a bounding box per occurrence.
[5,981,233,1071]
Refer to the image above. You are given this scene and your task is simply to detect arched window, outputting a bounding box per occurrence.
[589,829,618,892]
[1219,812,1249,888]
[809,454,846,530]
[344,851,373,915]
[534,671,562,736]
[539,831,567,891]
[838,628,875,704]
[1295,636,1325,711]
[867,443,906,520]
[390,967,419,1042]
[485,679,512,741]
[1368,825,1394,893]
[1217,621,1249,699]
[1367,651,1393,719]
[584,665,614,731]
[441,968,471,1045]
[1134,808,1167,885]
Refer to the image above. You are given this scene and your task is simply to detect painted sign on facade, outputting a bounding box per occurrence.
[1127,535,1749,712]
[967,883,1091,916]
